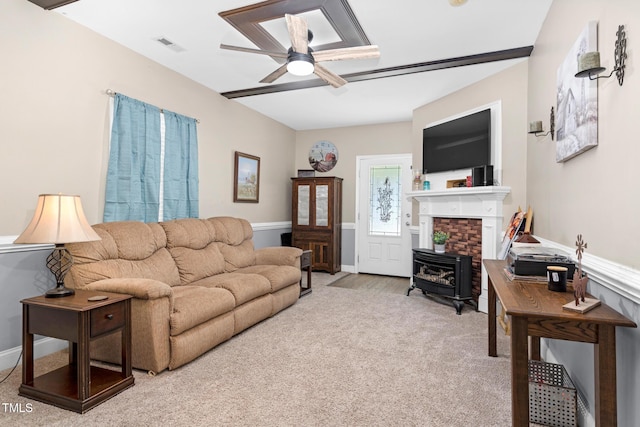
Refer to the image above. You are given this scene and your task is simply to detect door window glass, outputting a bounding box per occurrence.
[369,166,401,236]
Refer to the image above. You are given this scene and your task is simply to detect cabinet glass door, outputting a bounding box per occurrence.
[297,184,310,226]
[315,184,329,226]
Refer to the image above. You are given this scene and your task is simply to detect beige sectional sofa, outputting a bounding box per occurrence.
[65,216,302,374]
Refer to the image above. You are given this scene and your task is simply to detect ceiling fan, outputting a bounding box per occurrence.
[220,14,380,88]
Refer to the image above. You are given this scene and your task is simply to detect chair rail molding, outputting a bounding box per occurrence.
[534,236,640,305]
[0,236,53,254]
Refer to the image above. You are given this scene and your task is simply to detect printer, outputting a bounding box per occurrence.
[507,246,576,277]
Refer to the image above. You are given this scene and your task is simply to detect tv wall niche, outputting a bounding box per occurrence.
[422,101,502,189]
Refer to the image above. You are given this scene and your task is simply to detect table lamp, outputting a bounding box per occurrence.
[14,194,100,297]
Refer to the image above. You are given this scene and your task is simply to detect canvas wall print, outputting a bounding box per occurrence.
[555,21,598,162]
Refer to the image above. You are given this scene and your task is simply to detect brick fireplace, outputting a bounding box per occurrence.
[408,186,510,313]
[433,217,482,302]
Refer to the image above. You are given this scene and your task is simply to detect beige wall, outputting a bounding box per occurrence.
[412,61,530,226]
[295,122,413,223]
[6,0,637,272]
[0,0,296,236]
[527,0,640,269]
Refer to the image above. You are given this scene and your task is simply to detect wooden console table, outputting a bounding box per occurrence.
[485,259,636,427]
[20,290,134,413]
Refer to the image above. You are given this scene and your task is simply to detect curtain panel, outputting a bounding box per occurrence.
[163,111,199,220]
[104,93,199,223]
[104,94,161,222]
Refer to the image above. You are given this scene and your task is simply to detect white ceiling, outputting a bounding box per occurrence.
[54,0,553,130]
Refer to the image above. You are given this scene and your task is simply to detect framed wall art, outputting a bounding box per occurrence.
[555,21,599,162]
[234,151,260,203]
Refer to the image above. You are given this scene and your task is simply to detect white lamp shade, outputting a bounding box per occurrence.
[14,194,100,244]
[287,59,314,76]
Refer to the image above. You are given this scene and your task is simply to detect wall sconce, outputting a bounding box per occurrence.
[575,24,626,85]
[528,107,555,140]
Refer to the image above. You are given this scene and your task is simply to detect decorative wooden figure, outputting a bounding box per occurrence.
[563,233,601,313]
[573,234,588,305]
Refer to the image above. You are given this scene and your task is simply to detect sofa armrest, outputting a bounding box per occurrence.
[255,246,303,268]
[84,278,173,374]
[84,278,173,301]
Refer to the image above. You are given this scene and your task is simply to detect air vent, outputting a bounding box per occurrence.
[155,36,186,53]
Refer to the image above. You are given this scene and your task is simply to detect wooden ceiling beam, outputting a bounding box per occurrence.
[221,46,534,99]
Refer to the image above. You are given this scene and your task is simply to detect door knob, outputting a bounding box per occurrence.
[406,221,410,226]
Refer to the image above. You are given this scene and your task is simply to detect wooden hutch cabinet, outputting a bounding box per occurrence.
[291,177,342,274]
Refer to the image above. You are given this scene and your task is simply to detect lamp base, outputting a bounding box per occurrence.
[45,284,75,298]
[45,245,75,297]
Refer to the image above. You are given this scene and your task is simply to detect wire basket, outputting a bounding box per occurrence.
[528,360,577,427]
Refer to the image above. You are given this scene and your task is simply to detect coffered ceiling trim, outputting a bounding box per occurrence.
[219,0,371,64]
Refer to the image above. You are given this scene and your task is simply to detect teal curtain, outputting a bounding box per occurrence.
[104,94,161,222]
[163,111,199,219]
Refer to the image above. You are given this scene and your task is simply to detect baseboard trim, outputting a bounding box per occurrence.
[341,265,355,274]
[0,337,67,372]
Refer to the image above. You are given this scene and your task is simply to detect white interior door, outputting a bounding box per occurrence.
[356,154,413,277]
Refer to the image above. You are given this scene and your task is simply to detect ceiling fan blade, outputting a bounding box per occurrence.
[220,44,288,58]
[314,64,347,88]
[260,63,289,84]
[285,14,308,53]
[312,45,380,62]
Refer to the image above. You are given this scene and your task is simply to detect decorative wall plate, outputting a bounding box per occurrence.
[309,140,338,172]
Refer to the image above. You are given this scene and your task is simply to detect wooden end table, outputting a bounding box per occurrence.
[484,259,636,426]
[20,290,134,413]
[300,249,312,297]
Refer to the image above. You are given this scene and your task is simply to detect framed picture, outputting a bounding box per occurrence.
[234,151,260,203]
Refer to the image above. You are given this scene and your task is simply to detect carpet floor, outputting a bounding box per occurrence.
[0,272,513,426]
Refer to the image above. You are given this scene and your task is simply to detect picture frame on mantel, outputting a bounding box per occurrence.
[555,21,599,162]
[233,151,260,203]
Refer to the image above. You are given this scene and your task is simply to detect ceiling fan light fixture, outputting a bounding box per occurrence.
[449,0,468,6]
[287,59,314,76]
[287,51,315,76]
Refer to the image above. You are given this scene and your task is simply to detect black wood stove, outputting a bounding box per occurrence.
[407,248,476,314]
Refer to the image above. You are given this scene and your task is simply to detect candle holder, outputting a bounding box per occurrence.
[575,24,626,86]
[528,107,555,140]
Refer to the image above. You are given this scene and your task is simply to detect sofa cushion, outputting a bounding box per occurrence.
[236,265,301,293]
[170,286,235,336]
[100,221,168,260]
[66,222,181,288]
[218,240,256,272]
[161,218,226,285]
[191,272,271,306]
[208,217,256,271]
[208,216,253,246]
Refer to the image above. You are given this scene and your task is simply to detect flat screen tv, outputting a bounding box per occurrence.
[423,109,491,174]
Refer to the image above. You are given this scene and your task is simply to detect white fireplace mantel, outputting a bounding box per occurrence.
[407,186,510,313]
